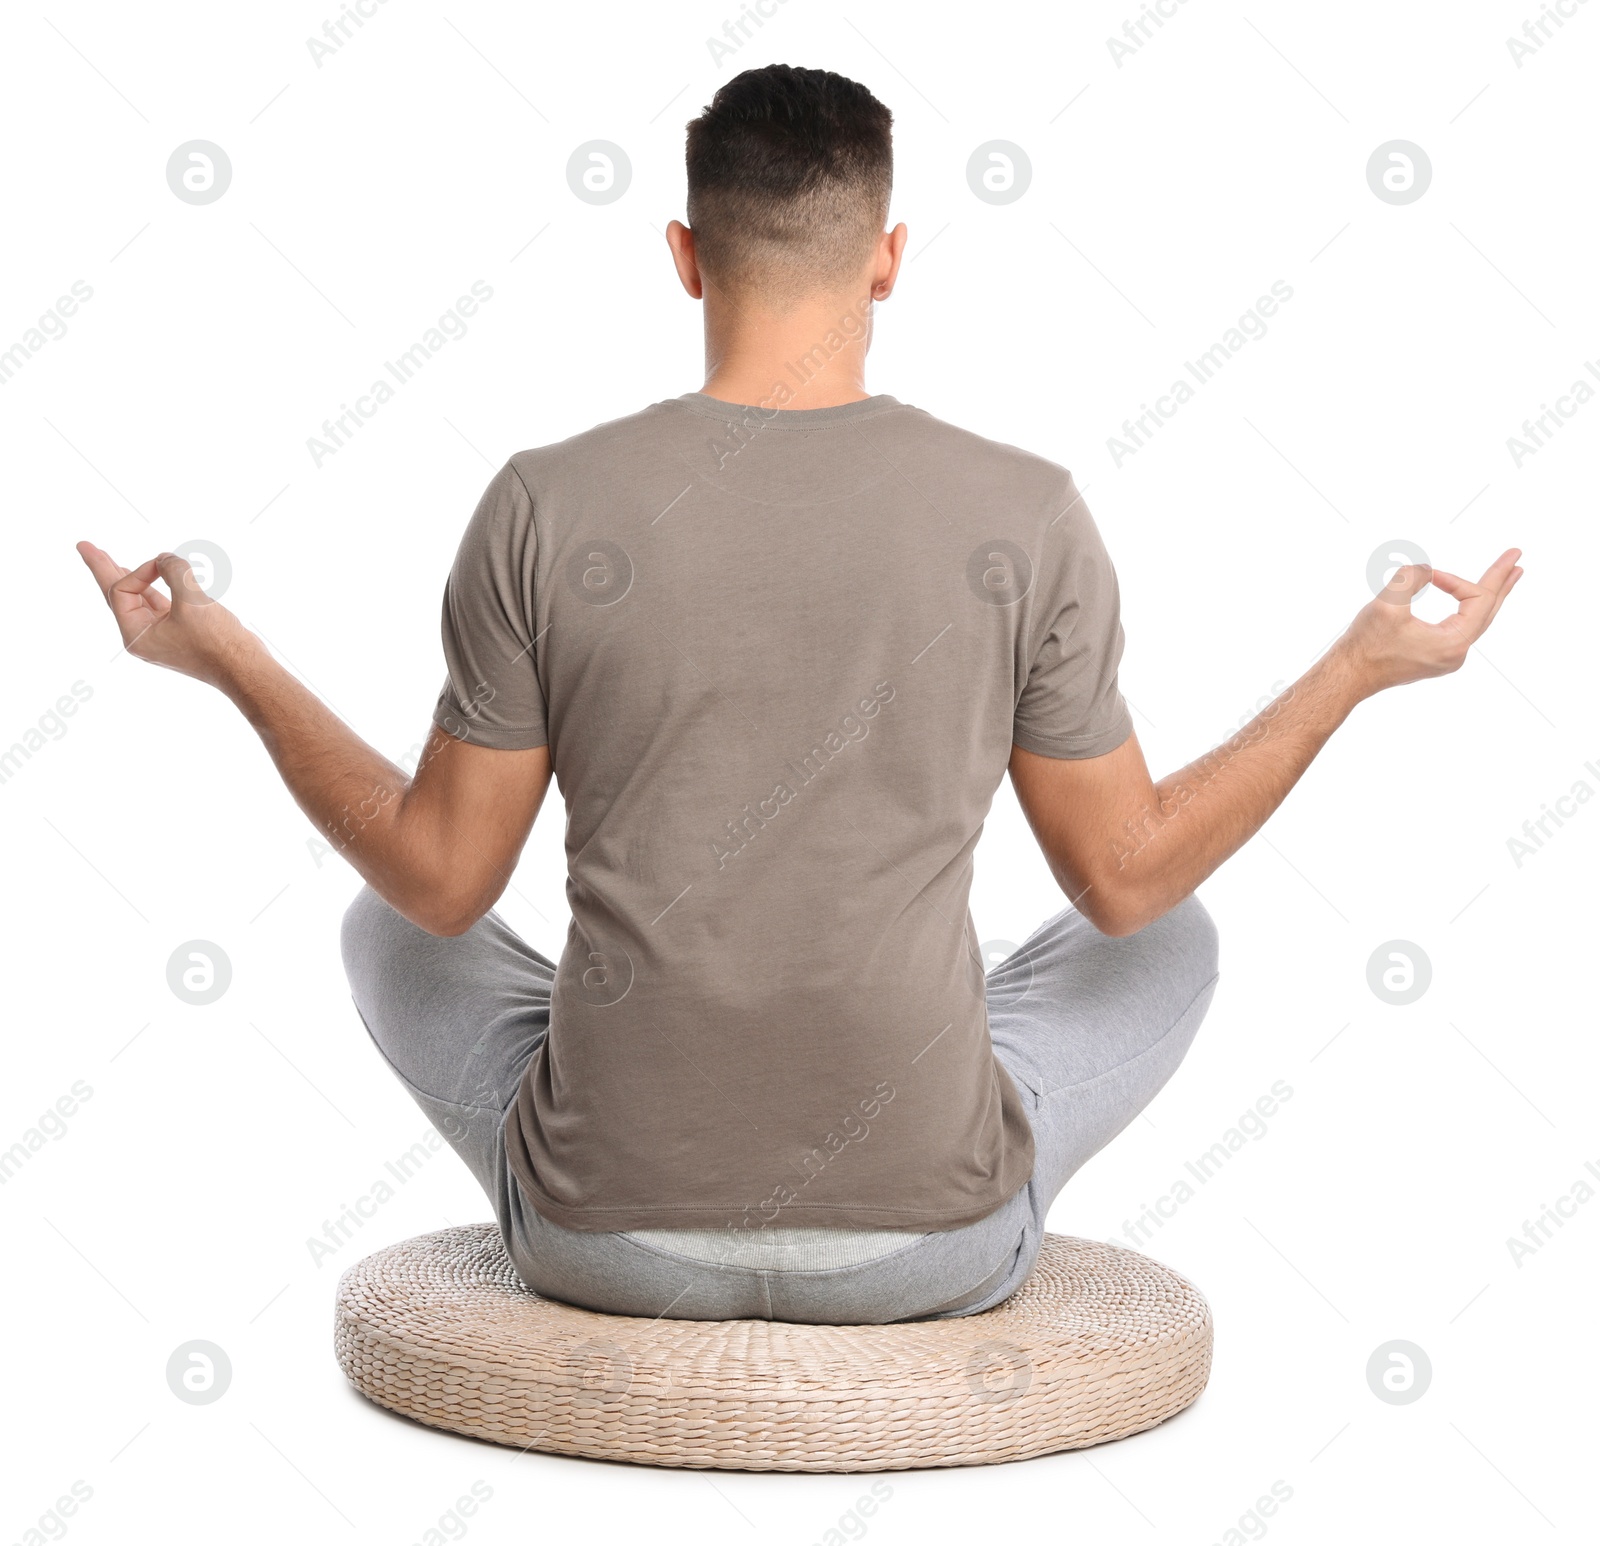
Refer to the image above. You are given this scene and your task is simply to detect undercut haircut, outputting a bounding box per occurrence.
[685,65,893,303]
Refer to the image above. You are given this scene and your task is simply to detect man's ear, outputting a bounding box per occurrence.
[870,223,909,302]
[665,220,704,300]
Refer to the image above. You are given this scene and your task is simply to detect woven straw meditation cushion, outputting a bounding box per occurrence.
[335,1223,1212,1472]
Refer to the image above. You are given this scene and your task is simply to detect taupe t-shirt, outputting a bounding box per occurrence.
[435,393,1133,1232]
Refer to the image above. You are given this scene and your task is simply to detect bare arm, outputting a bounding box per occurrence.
[78,544,550,936]
[1010,552,1524,936]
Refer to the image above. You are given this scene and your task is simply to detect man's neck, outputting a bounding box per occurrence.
[696,287,876,410]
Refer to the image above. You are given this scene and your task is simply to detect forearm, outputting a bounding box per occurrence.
[1110,641,1368,925]
[218,636,440,907]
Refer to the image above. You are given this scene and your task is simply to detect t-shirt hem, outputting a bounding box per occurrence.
[507,1168,1025,1235]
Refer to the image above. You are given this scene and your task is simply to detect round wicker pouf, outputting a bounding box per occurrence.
[335,1224,1212,1472]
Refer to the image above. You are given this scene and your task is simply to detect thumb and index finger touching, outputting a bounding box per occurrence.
[1428,547,1524,642]
[152,550,205,603]
[1382,562,1436,604]
[78,542,203,613]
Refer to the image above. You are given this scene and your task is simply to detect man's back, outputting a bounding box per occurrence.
[436,391,1133,1231]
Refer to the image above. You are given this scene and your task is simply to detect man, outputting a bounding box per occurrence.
[80,65,1520,1325]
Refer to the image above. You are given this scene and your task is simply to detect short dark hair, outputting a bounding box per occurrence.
[685,65,893,301]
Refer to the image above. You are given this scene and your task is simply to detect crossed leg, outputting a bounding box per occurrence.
[339,886,1219,1323]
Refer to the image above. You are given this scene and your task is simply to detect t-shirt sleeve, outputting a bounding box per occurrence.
[1010,473,1134,760]
[432,459,549,750]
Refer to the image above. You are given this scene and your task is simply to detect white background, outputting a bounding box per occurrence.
[2,1,1595,1542]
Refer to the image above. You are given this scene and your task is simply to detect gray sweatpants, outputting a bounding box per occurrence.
[340,888,1219,1325]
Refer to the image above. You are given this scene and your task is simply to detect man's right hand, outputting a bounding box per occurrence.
[78,542,260,692]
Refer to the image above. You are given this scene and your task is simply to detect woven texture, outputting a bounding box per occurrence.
[335,1224,1212,1471]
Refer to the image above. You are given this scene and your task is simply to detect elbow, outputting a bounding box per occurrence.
[418,911,481,939]
[1062,870,1159,939]
[398,889,492,939]
[1078,899,1152,939]
[1077,882,1200,939]
[393,858,509,937]
[343,882,489,944]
